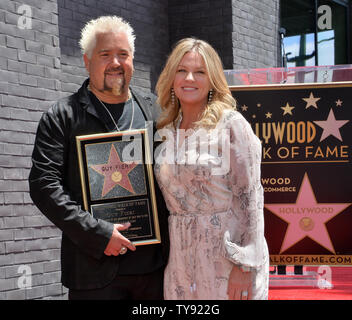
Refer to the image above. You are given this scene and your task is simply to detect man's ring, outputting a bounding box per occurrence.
[120,246,127,255]
[241,290,248,298]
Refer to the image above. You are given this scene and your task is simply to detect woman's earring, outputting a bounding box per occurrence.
[208,89,213,103]
[171,88,175,106]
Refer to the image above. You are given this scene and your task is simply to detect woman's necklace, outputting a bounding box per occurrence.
[88,84,135,132]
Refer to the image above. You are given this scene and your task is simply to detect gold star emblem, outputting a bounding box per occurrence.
[281,103,295,116]
[302,92,321,109]
[241,105,248,111]
[265,112,272,119]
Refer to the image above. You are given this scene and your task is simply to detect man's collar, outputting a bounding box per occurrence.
[77,78,154,121]
[79,78,135,106]
[77,78,91,108]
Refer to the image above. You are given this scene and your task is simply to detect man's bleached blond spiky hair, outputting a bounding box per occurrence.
[79,16,136,58]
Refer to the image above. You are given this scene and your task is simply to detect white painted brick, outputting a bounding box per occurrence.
[23,215,47,228]
[0,278,16,291]
[44,283,63,297]
[14,228,34,240]
[6,289,26,300]
[26,286,44,299]
[6,35,25,49]
[0,242,5,254]
[17,49,36,64]
[0,204,13,217]
[43,260,61,273]
[19,73,38,87]
[4,192,25,205]
[5,240,25,253]
[3,216,24,229]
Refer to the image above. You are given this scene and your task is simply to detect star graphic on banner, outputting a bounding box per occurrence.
[265,112,272,119]
[335,99,343,107]
[265,173,351,254]
[281,103,295,116]
[302,92,321,109]
[313,108,349,142]
[241,105,248,112]
[90,144,138,197]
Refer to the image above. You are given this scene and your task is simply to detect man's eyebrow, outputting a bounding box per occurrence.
[98,48,130,53]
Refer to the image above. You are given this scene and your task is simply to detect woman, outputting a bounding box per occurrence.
[154,38,269,300]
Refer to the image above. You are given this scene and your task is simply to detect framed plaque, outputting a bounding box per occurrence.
[76,129,161,246]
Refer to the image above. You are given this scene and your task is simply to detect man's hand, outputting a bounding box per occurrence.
[104,223,136,256]
[227,265,252,300]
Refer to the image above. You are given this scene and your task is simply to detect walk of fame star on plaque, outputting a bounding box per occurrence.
[90,144,139,197]
[76,129,161,246]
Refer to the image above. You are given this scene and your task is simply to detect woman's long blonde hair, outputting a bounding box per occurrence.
[156,38,236,129]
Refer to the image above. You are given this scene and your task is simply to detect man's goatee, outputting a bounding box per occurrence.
[111,78,124,96]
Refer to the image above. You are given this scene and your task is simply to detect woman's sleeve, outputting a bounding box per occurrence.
[223,112,267,269]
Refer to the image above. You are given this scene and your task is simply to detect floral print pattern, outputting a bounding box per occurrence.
[154,109,269,300]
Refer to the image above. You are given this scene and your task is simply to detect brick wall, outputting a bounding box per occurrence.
[0,0,65,300]
[168,0,280,70]
[169,0,234,69]
[232,0,280,69]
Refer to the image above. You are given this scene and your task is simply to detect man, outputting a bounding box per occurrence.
[29,16,169,300]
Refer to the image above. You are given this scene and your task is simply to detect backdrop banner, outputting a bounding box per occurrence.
[231,82,352,265]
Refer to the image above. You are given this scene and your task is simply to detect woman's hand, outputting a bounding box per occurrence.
[227,265,252,300]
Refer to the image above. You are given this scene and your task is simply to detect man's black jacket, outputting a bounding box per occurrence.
[29,80,169,290]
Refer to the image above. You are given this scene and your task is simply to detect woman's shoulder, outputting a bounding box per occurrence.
[218,108,258,141]
[219,108,247,126]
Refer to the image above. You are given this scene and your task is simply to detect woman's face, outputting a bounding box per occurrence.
[173,51,212,107]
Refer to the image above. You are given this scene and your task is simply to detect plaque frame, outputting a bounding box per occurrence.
[76,129,161,246]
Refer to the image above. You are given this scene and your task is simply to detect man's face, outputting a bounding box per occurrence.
[84,31,134,98]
